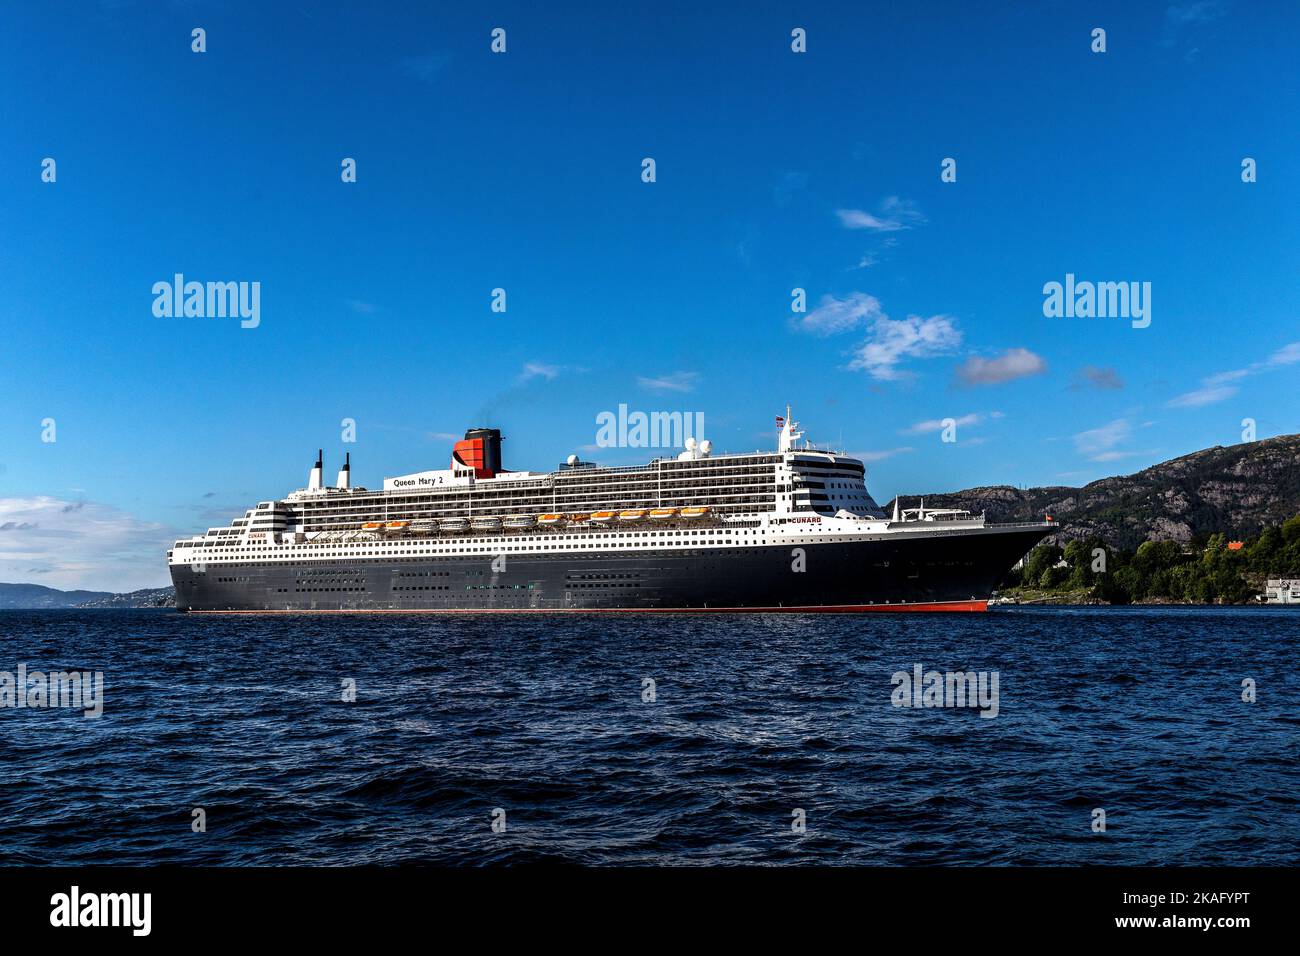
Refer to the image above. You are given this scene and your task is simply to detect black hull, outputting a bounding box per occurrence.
[171,526,1049,613]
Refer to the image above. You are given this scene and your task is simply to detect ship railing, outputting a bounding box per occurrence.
[325,515,733,540]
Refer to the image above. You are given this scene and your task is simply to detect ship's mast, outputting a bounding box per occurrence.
[778,404,802,453]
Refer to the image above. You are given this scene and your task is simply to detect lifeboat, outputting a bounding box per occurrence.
[567,512,591,523]
[409,519,435,531]
[649,508,677,520]
[680,506,710,519]
[361,522,383,531]
[537,513,565,526]
[470,516,502,532]
[439,518,468,532]
[503,514,535,529]
[590,511,616,523]
[618,509,648,521]
[385,521,409,530]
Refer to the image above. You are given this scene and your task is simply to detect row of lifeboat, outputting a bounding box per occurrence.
[539,507,709,525]
[359,507,711,535]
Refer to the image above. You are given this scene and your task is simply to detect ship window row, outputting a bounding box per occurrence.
[292,490,776,515]
[296,503,777,529]
[293,475,777,510]
[183,527,763,555]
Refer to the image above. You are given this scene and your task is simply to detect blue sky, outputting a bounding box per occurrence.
[2,0,1298,589]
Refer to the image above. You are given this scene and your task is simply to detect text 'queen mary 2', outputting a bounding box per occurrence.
[167,411,1055,613]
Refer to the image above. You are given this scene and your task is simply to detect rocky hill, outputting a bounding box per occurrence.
[887,433,1300,550]
[73,587,176,609]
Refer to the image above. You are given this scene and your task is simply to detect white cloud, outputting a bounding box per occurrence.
[347,300,378,314]
[793,292,885,336]
[1074,419,1132,460]
[835,196,925,233]
[0,496,175,592]
[904,412,984,435]
[1166,341,1300,409]
[638,371,699,393]
[1167,368,1247,408]
[1268,341,1300,366]
[1166,381,1238,408]
[837,209,904,232]
[955,348,1047,386]
[517,361,561,383]
[854,446,915,462]
[848,313,962,380]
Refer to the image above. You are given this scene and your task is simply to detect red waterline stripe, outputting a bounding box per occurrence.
[187,600,989,615]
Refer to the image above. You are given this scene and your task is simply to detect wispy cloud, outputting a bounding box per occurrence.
[848,313,962,381]
[793,292,885,336]
[638,371,699,393]
[397,52,451,84]
[904,412,985,435]
[1166,371,1244,408]
[1161,1,1228,47]
[347,299,378,314]
[1266,341,1300,366]
[835,196,925,233]
[794,291,960,380]
[1073,418,1150,462]
[1166,341,1299,408]
[955,348,1047,386]
[854,446,915,462]
[1072,365,1125,390]
[0,496,174,591]
[517,361,562,383]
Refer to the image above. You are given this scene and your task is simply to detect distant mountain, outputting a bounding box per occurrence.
[0,583,175,609]
[0,583,112,608]
[888,434,1300,551]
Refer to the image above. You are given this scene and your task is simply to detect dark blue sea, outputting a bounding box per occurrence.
[1,607,1296,866]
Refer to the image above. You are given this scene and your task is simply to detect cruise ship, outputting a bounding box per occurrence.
[167,412,1055,612]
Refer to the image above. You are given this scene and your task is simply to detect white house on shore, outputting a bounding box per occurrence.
[1264,579,1300,604]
